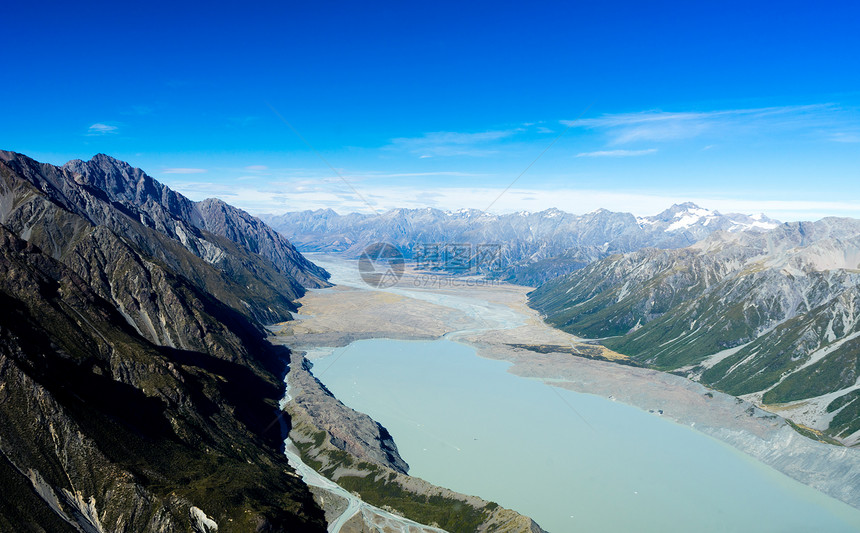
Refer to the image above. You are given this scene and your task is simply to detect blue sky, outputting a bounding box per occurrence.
[2,1,858,220]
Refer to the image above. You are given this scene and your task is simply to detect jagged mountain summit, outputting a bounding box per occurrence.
[529,218,860,445]
[63,154,330,294]
[263,203,779,284]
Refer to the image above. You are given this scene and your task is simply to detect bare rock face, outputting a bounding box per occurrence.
[63,155,329,287]
[194,197,328,288]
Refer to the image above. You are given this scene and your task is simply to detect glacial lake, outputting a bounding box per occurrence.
[310,339,860,532]
[304,256,860,532]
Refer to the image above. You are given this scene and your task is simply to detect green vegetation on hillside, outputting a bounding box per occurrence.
[291,423,496,532]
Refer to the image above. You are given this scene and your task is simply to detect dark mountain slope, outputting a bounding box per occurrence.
[0,226,326,531]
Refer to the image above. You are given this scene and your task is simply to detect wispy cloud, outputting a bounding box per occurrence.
[346,171,484,180]
[245,165,269,171]
[87,123,119,136]
[576,148,657,157]
[829,132,860,143]
[563,104,853,145]
[162,167,207,174]
[387,129,520,157]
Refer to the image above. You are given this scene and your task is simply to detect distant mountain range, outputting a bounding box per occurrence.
[529,218,860,446]
[263,203,780,284]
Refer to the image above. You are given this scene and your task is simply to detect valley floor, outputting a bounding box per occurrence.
[273,256,860,515]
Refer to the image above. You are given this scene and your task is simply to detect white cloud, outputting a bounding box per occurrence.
[87,123,118,136]
[161,168,207,174]
[387,129,520,157]
[245,165,269,171]
[563,104,852,145]
[576,149,657,157]
[345,171,484,180]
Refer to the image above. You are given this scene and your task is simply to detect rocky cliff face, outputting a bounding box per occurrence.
[263,203,779,284]
[63,155,329,289]
[0,152,332,530]
[529,219,860,445]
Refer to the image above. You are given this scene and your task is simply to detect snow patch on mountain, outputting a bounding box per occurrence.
[666,208,718,231]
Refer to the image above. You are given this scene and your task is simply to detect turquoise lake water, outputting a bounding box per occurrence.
[310,337,860,533]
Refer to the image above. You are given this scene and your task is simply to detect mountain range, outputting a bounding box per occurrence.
[2,149,857,530]
[263,203,779,284]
